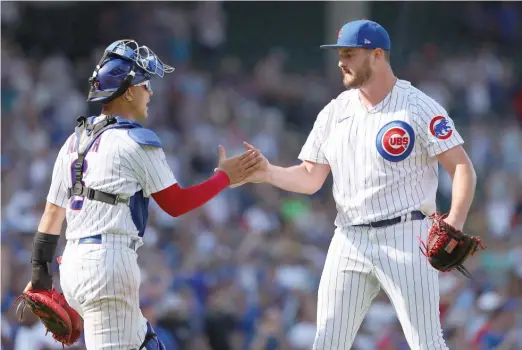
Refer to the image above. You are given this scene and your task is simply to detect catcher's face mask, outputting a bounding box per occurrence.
[104,39,174,78]
[87,39,174,104]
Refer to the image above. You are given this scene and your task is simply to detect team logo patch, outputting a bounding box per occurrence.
[429,115,453,140]
[376,121,415,162]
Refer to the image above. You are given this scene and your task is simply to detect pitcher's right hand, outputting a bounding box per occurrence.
[216,145,263,185]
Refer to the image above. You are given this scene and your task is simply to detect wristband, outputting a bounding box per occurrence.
[32,231,60,265]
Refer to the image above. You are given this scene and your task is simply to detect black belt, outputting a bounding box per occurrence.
[353,211,426,228]
[77,234,138,250]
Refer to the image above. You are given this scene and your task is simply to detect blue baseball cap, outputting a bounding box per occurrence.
[320,20,391,51]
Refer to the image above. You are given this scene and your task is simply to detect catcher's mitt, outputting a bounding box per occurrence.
[420,212,485,278]
[12,288,83,347]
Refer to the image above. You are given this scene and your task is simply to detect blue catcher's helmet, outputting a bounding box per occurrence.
[87,39,175,103]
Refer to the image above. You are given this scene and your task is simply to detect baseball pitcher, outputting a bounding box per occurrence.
[239,20,484,350]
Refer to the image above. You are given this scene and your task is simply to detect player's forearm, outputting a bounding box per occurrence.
[267,163,324,195]
[37,202,66,235]
[446,162,477,230]
[30,202,65,290]
[152,171,230,217]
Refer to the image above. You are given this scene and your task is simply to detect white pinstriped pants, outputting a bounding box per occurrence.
[59,234,148,350]
[313,218,448,350]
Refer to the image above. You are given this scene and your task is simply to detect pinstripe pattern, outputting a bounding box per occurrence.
[313,228,379,350]
[47,140,70,208]
[46,117,177,239]
[313,221,447,350]
[60,234,148,349]
[48,116,177,348]
[373,220,446,349]
[298,80,464,227]
[301,80,458,349]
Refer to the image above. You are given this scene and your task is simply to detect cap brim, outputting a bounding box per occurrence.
[320,44,390,51]
[320,44,360,49]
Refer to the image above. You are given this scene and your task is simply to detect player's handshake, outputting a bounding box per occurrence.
[226,142,270,188]
[215,144,264,185]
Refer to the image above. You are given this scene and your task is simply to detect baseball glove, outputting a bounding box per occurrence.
[420,212,485,278]
[12,288,83,347]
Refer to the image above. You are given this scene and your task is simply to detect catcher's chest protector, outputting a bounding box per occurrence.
[68,115,144,206]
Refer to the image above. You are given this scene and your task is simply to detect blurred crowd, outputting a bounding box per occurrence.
[2,2,522,350]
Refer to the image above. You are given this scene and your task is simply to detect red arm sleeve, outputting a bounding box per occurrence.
[151,171,230,217]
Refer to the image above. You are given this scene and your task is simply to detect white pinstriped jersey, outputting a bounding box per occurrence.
[46,116,177,239]
[299,79,464,227]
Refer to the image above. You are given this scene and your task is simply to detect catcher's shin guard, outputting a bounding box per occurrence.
[139,322,166,350]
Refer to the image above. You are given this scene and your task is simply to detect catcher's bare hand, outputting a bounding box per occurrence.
[229,142,270,188]
[216,145,262,185]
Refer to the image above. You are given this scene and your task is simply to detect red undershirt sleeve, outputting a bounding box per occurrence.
[151,170,230,217]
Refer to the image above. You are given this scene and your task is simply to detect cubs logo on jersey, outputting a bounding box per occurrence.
[429,115,453,140]
[376,120,415,162]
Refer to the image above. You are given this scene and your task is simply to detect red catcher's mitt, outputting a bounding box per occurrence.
[420,212,485,278]
[12,288,83,347]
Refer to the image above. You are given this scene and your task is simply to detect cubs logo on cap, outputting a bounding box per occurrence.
[429,116,453,140]
[376,121,415,162]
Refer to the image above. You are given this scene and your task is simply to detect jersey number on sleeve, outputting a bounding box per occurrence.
[70,159,89,210]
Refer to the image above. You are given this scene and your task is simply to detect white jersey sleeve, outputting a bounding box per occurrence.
[46,140,69,208]
[298,101,333,164]
[122,141,177,197]
[414,93,464,157]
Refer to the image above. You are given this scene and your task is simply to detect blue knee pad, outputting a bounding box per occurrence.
[139,322,166,350]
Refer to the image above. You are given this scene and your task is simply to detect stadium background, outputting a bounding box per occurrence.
[1,2,522,349]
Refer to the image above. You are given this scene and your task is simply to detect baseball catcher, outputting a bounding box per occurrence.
[420,212,485,278]
[13,38,261,350]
